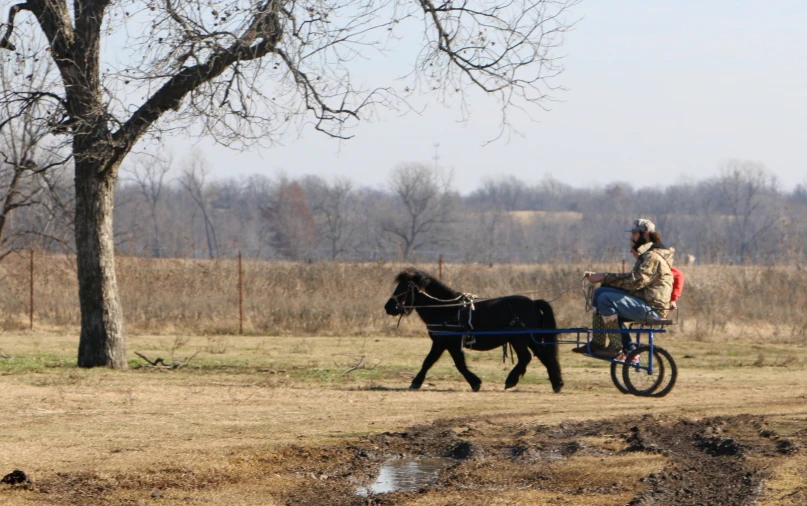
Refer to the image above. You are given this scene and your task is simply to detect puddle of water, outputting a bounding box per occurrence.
[355,457,455,496]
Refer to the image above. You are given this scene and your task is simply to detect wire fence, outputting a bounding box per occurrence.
[0,251,639,335]
[2,250,805,339]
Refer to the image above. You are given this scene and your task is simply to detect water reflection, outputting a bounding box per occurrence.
[355,457,454,496]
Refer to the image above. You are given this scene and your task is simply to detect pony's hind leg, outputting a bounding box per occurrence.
[410,340,446,389]
[505,343,532,390]
[446,342,482,392]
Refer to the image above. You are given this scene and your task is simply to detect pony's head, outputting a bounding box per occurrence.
[384,268,459,316]
[383,268,425,316]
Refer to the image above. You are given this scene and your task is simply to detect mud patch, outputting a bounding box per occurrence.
[274,414,798,505]
[3,414,804,505]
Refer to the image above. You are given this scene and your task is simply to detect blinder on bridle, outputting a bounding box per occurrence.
[390,282,417,315]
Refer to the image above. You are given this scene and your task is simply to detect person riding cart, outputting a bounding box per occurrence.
[577,219,674,359]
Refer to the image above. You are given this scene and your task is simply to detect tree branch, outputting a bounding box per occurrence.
[0,2,28,51]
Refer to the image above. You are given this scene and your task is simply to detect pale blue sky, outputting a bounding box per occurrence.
[161,0,807,194]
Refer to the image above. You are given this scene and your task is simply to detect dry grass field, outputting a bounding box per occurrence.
[2,254,807,339]
[2,258,807,504]
[1,329,807,505]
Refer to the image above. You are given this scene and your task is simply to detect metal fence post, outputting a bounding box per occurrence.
[29,248,34,330]
[238,251,243,334]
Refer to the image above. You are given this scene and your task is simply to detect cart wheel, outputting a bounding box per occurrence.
[610,361,630,394]
[622,345,677,397]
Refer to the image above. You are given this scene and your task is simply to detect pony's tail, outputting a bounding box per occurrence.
[534,299,557,330]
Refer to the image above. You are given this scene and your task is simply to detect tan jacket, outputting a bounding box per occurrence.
[602,243,674,315]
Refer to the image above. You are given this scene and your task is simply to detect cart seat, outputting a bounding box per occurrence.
[642,316,674,326]
[623,308,677,326]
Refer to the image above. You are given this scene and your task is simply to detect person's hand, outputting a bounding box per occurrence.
[670,300,678,310]
[584,272,605,284]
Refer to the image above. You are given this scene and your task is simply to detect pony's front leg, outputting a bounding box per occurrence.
[446,341,482,392]
[504,343,532,390]
[410,339,446,389]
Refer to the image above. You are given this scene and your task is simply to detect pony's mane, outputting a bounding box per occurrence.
[395,267,460,299]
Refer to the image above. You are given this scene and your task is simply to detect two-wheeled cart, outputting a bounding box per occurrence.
[431,322,677,397]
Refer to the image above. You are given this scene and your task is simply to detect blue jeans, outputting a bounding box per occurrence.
[592,287,662,350]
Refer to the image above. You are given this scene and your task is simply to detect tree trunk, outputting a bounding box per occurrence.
[75,157,127,369]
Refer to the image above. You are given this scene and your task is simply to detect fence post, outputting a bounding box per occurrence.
[438,254,443,281]
[238,251,243,334]
[621,258,625,274]
[29,248,34,330]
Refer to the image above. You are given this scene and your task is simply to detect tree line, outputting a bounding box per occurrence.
[4,152,805,266]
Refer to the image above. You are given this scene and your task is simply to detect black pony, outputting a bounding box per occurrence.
[384,268,563,393]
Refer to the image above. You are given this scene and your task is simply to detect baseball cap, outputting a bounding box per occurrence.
[629,219,655,233]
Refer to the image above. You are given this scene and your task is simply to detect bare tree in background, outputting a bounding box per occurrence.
[261,178,317,260]
[715,160,783,263]
[123,154,172,257]
[0,34,70,259]
[0,0,578,367]
[178,155,219,259]
[382,163,455,261]
[305,177,355,260]
[239,174,275,258]
[464,177,526,262]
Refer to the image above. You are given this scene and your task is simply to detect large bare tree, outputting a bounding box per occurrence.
[0,0,577,367]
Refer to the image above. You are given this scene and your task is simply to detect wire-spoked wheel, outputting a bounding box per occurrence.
[610,361,630,394]
[622,345,677,397]
[610,350,665,395]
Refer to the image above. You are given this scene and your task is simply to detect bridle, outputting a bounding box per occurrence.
[390,282,417,314]
[389,282,417,327]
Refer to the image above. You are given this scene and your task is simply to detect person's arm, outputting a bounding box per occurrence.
[602,253,655,291]
[584,272,605,283]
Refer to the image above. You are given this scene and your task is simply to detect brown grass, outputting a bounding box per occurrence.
[2,332,807,504]
[2,254,807,342]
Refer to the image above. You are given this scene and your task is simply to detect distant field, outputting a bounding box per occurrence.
[506,210,584,225]
[1,332,807,504]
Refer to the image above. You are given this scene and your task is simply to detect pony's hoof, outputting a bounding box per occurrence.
[471,383,481,392]
[409,382,422,390]
[552,383,564,393]
[504,381,517,390]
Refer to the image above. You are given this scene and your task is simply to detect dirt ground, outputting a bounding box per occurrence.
[268,413,804,505]
[6,412,807,505]
[2,333,807,505]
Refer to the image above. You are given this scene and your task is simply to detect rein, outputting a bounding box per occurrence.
[399,283,580,310]
[583,279,595,312]
[417,289,477,309]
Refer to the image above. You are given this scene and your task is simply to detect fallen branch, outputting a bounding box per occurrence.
[134,350,198,369]
[334,354,381,375]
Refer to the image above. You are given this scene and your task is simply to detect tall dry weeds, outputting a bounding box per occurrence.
[1,253,806,341]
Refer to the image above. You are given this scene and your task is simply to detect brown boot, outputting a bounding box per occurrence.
[601,314,624,354]
[572,313,620,358]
